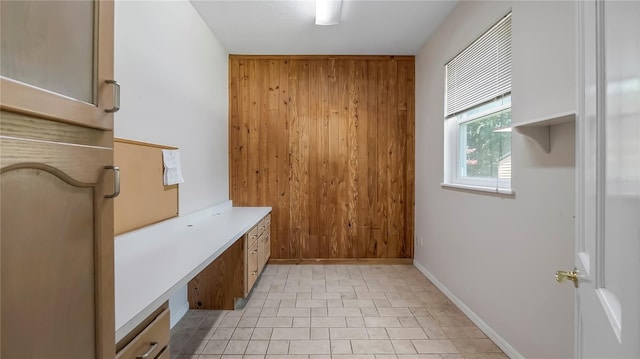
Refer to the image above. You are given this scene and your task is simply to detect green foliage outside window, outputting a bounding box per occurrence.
[460,108,511,178]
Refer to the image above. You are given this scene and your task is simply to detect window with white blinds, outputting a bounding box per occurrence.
[445,13,512,118]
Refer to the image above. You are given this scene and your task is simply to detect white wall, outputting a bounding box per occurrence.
[114,0,229,216]
[414,1,575,358]
[114,0,229,327]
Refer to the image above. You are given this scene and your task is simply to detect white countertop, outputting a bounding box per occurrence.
[114,201,271,342]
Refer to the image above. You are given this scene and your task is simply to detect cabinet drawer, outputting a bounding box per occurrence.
[116,307,169,359]
[247,240,259,291]
[258,218,266,236]
[155,345,170,359]
[248,225,259,247]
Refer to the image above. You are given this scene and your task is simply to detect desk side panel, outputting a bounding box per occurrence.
[187,237,245,310]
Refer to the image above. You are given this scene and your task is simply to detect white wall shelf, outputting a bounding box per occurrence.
[514,111,575,153]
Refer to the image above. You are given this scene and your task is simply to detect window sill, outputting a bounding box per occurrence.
[440,183,515,196]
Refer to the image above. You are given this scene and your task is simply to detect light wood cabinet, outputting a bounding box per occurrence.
[116,305,169,359]
[0,1,116,358]
[247,239,259,292]
[258,214,271,275]
[0,0,115,130]
[245,213,271,296]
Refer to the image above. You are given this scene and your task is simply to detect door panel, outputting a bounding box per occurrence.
[1,168,96,359]
[1,1,95,104]
[577,1,640,357]
[0,112,115,359]
[0,0,114,130]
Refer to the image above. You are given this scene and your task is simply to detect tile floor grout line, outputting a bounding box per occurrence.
[170,264,506,359]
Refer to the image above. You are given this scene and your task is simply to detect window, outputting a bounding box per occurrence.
[443,12,513,193]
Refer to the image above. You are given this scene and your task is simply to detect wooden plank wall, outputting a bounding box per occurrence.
[229,55,415,260]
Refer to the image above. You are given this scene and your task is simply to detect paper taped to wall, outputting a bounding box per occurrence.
[162,149,184,185]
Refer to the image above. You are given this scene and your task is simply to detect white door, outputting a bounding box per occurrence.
[572,0,640,357]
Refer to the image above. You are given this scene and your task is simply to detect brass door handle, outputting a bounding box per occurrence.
[555,268,579,288]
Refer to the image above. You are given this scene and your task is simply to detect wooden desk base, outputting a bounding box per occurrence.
[187,238,244,310]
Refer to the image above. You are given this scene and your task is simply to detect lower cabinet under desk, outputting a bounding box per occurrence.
[188,212,271,309]
[116,302,170,359]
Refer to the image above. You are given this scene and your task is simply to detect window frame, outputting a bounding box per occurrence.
[442,12,513,194]
[445,97,512,190]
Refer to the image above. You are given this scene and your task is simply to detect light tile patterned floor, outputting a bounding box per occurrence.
[171,264,507,359]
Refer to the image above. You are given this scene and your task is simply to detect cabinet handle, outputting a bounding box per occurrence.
[251,249,258,254]
[105,80,121,113]
[104,166,120,198]
[136,341,158,359]
[251,271,258,276]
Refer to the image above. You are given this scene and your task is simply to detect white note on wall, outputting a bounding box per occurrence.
[161,149,184,185]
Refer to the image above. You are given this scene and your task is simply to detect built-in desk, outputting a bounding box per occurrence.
[115,201,271,343]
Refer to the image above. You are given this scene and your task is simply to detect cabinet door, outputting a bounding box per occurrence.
[0,113,115,359]
[0,0,115,130]
[258,233,266,275]
[265,215,271,261]
[265,231,271,262]
[247,240,259,292]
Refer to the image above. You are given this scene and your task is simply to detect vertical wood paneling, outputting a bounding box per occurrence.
[276,59,290,259]
[405,60,416,259]
[387,59,400,258]
[346,60,359,258]
[248,60,260,206]
[328,59,340,258]
[267,59,279,224]
[366,61,379,258]
[317,60,330,259]
[288,60,301,259]
[375,61,389,258]
[296,60,310,259]
[258,60,270,206]
[229,56,415,260]
[355,60,370,258]
[306,60,320,258]
[396,60,409,258]
[238,60,250,206]
[337,59,349,258]
[229,60,240,201]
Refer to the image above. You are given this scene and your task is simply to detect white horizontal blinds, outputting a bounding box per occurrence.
[446,13,512,118]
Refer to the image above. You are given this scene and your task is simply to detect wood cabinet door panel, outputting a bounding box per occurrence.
[265,231,271,262]
[0,114,114,359]
[1,168,96,359]
[0,0,114,130]
[258,233,266,274]
[115,308,169,359]
[247,241,259,291]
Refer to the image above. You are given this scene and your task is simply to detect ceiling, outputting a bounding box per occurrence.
[190,0,458,55]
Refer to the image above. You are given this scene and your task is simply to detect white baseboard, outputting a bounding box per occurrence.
[413,260,524,359]
[170,300,189,329]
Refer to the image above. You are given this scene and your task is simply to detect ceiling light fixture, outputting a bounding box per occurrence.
[315,0,342,26]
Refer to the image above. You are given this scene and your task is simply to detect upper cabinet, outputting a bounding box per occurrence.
[0,0,116,130]
[511,1,576,152]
